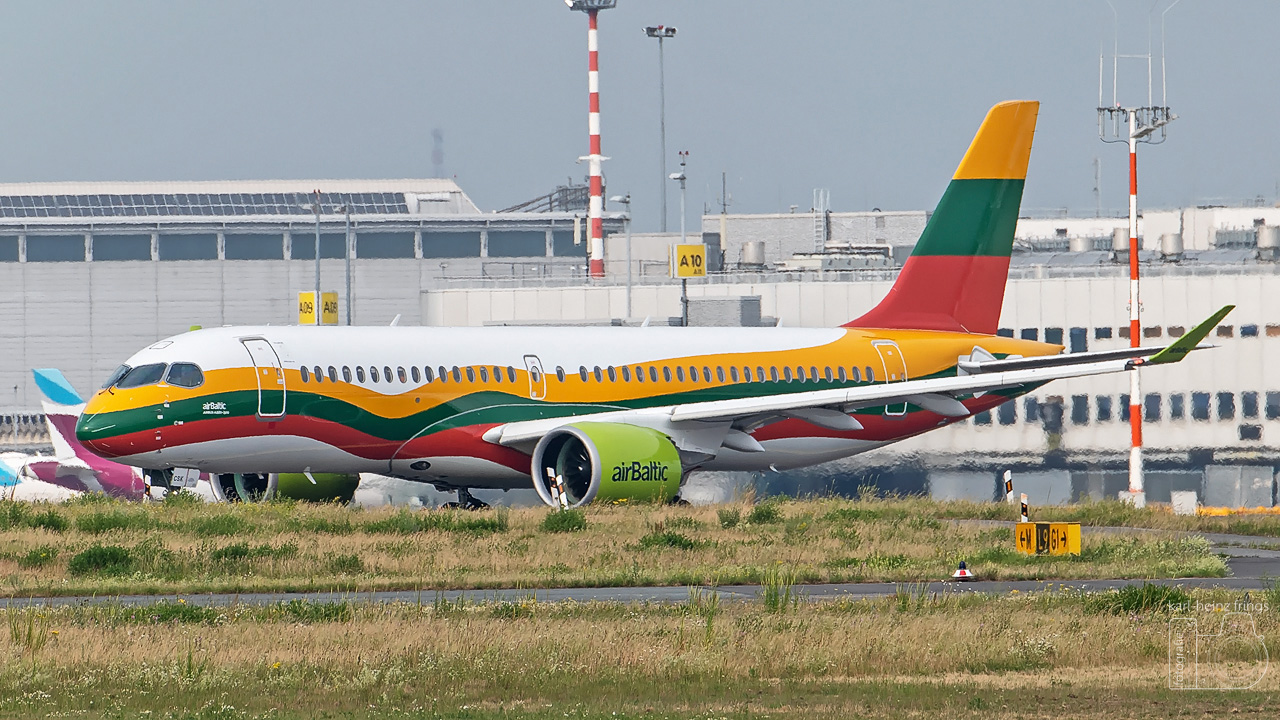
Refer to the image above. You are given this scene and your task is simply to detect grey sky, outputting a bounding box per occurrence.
[0,1,1274,231]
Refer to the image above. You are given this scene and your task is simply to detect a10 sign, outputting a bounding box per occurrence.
[671,244,706,278]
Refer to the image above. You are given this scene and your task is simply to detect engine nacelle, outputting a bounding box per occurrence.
[531,422,682,508]
[211,472,359,504]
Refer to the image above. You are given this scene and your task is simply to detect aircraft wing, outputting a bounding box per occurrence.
[484,306,1231,451]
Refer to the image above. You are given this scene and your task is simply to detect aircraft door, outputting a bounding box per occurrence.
[523,355,547,400]
[872,340,908,417]
[240,338,287,418]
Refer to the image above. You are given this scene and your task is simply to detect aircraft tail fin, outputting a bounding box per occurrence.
[846,100,1039,334]
[32,369,90,462]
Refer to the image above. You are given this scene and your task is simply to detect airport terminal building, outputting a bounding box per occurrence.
[0,178,622,417]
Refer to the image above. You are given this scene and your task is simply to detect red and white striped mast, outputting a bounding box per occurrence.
[1098,1,1178,508]
[567,0,617,278]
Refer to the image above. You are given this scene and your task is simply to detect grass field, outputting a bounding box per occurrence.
[2,585,1278,719]
[0,494,1245,598]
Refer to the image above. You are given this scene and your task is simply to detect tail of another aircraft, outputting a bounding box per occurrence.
[33,368,89,462]
[846,100,1039,335]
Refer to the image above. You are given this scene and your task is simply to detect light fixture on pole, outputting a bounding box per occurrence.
[296,190,324,326]
[331,204,353,326]
[609,193,632,319]
[670,151,688,326]
[644,24,676,233]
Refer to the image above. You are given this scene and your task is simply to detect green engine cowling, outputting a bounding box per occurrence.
[211,472,359,504]
[531,422,682,508]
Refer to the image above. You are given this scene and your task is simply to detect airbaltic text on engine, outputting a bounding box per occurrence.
[610,461,669,483]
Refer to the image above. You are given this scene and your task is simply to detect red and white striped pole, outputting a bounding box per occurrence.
[1127,109,1145,508]
[586,9,606,278]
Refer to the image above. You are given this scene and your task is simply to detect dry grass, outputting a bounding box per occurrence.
[0,496,1232,598]
[2,588,1278,718]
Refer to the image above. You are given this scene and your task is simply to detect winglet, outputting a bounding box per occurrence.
[1142,305,1234,366]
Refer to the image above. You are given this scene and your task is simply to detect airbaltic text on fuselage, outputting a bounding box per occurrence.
[610,461,669,483]
[202,401,230,416]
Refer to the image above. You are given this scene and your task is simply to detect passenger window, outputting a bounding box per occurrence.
[313,366,324,383]
[165,363,204,388]
[769,367,779,382]
[370,367,380,383]
[328,366,338,383]
[635,366,644,382]
[795,366,805,383]
[607,366,617,382]
[466,367,476,383]
[821,366,830,382]
[300,366,310,383]
[439,366,448,383]
[731,367,742,382]
[395,367,407,383]
[579,366,589,382]
[384,366,394,383]
[783,367,793,382]
[424,367,434,382]
[866,366,875,382]
[621,366,630,382]
[507,367,517,383]
[342,366,352,383]
[411,367,421,383]
[676,367,686,382]
[837,367,846,382]
[850,367,860,383]
[663,367,672,382]
[703,366,712,382]
[720,367,729,382]
[556,366,566,382]
[649,367,659,382]
[491,366,501,383]
[687,366,697,382]
[479,367,489,382]
[593,366,603,383]
[356,366,366,383]
[451,367,461,382]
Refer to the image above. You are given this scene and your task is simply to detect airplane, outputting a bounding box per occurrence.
[74,100,1231,510]
[1,452,81,502]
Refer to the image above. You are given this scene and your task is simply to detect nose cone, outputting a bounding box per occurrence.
[76,396,119,457]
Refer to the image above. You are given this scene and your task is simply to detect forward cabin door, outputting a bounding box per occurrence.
[872,340,908,417]
[523,355,547,400]
[240,338,287,418]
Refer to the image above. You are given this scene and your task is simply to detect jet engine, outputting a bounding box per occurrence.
[531,422,682,508]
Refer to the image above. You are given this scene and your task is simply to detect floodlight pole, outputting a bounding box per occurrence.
[611,194,632,318]
[312,189,322,326]
[343,205,353,325]
[645,25,676,233]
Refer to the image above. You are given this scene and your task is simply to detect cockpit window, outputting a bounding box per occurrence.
[101,365,131,389]
[116,363,168,389]
[165,363,205,388]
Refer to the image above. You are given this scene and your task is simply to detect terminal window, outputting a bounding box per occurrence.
[1119,394,1130,422]
[1023,396,1040,423]
[1240,425,1263,441]
[1191,392,1211,421]
[1169,393,1185,420]
[1267,392,1280,420]
[1070,395,1089,425]
[1267,325,1280,338]
[1217,325,1234,338]
[1044,327,1063,345]
[1094,327,1113,340]
[158,233,217,261]
[93,234,151,261]
[1143,326,1162,338]
[488,230,546,258]
[422,231,480,258]
[996,328,1013,338]
[1144,393,1162,422]
[552,230,581,258]
[1218,392,1236,421]
[1096,395,1113,422]
[26,234,85,262]
[1019,328,1038,341]
[225,234,284,260]
[1167,326,1185,337]
[356,231,414,259]
[1118,326,1130,339]
[1242,391,1259,419]
[996,400,1016,425]
[1069,327,1088,353]
[291,234,345,259]
[973,410,992,425]
[0,236,16,262]
[1241,324,1259,338]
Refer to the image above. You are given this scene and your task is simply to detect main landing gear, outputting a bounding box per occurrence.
[441,488,490,511]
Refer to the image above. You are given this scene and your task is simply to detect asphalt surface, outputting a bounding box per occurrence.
[4,524,1279,609]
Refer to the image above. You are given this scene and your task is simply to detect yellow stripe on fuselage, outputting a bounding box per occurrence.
[86,330,1059,418]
